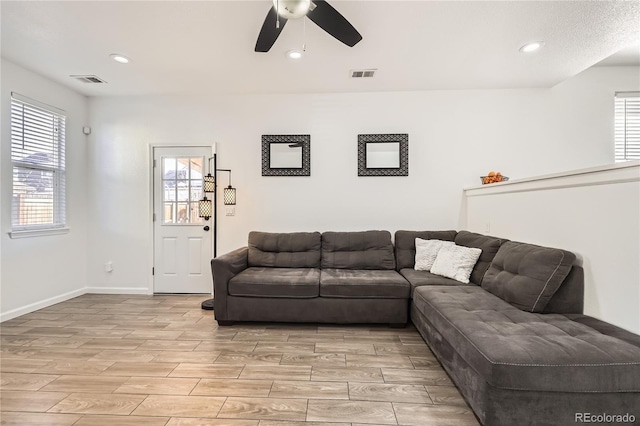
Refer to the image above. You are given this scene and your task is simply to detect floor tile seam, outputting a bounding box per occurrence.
[212,395,228,418]
[0,389,71,413]
[2,406,69,415]
[211,349,223,363]
[127,392,152,416]
[215,396,309,422]
[422,384,436,404]
[390,400,401,425]
[237,363,247,379]
[37,360,117,376]
[188,377,205,397]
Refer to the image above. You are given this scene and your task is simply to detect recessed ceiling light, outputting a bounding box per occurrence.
[519,42,544,53]
[286,50,303,60]
[110,54,130,64]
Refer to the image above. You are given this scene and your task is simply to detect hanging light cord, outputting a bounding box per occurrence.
[276,0,280,28]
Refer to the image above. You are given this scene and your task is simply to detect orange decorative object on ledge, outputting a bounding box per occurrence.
[481,171,509,184]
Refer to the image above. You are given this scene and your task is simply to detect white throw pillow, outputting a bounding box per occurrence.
[414,238,455,271]
[430,244,482,284]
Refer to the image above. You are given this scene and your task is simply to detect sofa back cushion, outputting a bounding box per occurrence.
[322,230,396,270]
[394,230,458,270]
[454,231,507,285]
[481,241,576,313]
[248,231,321,268]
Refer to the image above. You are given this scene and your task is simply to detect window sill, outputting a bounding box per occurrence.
[9,227,70,239]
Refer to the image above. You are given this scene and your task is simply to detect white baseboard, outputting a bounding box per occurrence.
[85,287,152,295]
[0,288,86,322]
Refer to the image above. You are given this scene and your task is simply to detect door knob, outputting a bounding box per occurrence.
[203,226,210,231]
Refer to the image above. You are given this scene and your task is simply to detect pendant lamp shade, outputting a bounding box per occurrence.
[198,196,212,220]
[224,186,236,205]
[203,173,215,193]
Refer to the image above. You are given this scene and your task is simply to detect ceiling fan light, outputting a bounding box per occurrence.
[286,49,303,59]
[272,0,311,19]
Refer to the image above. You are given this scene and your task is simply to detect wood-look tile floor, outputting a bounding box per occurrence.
[0,294,480,425]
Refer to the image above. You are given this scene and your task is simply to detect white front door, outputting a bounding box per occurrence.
[153,146,212,293]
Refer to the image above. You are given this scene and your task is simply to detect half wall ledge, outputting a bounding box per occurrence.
[464,160,640,197]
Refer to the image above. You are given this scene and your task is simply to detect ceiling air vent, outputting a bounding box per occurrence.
[70,75,107,84]
[351,69,376,78]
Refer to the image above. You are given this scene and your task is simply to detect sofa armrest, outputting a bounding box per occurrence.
[543,265,584,314]
[211,247,248,321]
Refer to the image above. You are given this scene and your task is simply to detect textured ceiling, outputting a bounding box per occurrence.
[594,43,640,67]
[1,1,639,96]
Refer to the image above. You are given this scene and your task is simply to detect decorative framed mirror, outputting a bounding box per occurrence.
[358,134,408,176]
[262,135,311,176]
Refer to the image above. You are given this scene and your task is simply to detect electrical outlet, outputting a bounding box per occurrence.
[484,222,491,233]
[105,261,113,273]
[226,207,235,216]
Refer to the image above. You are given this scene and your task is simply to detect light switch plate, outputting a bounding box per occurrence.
[226,207,235,216]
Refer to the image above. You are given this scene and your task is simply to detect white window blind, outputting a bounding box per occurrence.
[615,92,640,162]
[11,93,66,231]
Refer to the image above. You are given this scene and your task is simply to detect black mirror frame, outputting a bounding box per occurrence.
[358,133,408,176]
[262,134,311,176]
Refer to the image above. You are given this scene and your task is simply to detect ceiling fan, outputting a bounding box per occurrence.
[255,0,362,52]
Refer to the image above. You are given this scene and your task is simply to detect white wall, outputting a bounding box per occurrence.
[549,66,640,166]
[0,59,89,320]
[465,163,640,333]
[86,65,638,299]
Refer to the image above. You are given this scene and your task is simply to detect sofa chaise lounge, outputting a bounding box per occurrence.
[397,230,640,426]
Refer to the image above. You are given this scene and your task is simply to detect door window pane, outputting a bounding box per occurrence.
[190,158,203,178]
[189,202,201,223]
[177,180,189,201]
[177,203,189,223]
[164,203,174,224]
[190,180,202,201]
[161,156,205,224]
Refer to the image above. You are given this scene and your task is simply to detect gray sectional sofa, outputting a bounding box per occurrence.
[211,229,640,426]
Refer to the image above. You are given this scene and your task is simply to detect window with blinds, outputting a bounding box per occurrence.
[615,92,640,162]
[11,93,66,231]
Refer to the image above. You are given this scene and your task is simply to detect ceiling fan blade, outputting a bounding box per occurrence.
[306,0,362,47]
[255,6,288,52]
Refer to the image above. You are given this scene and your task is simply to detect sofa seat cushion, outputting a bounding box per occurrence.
[320,269,410,299]
[229,267,320,298]
[413,285,640,393]
[400,269,464,296]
